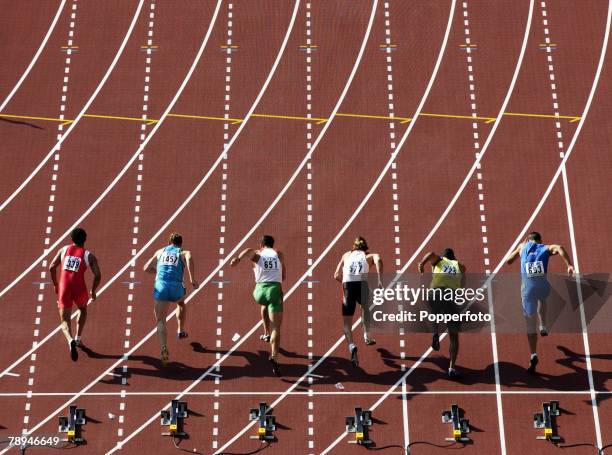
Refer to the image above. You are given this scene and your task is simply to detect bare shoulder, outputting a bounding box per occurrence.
[277,250,284,259]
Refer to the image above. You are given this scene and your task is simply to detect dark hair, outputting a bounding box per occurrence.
[528,231,542,243]
[442,248,456,261]
[261,235,275,248]
[70,228,87,246]
[353,236,368,252]
[169,233,183,246]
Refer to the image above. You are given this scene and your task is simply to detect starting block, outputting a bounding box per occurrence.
[161,400,188,438]
[442,404,470,442]
[249,402,276,441]
[346,407,373,445]
[58,405,86,444]
[534,401,561,442]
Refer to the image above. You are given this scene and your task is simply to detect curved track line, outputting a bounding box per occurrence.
[321,0,612,450]
[0,0,221,299]
[0,0,297,379]
[0,0,66,112]
[0,0,144,213]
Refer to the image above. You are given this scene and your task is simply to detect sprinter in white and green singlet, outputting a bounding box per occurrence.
[231,235,285,377]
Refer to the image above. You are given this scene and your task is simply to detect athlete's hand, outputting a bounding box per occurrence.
[417,262,424,274]
[567,265,575,277]
[191,280,199,289]
[90,290,97,301]
[230,257,240,267]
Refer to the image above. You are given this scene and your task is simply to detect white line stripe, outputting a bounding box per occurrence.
[0,0,145,212]
[401,378,409,450]
[0,0,67,112]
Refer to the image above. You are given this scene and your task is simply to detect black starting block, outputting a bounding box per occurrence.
[346,407,373,445]
[249,402,276,441]
[58,405,86,444]
[442,404,470,442]
[534,401,561,442]
[161,400,188,438]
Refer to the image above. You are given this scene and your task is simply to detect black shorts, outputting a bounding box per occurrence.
[428,287,461,334]
[342,281,369,316]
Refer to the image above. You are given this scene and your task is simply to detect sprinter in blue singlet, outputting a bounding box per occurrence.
[144,233,198,365]
[506,231,574,374]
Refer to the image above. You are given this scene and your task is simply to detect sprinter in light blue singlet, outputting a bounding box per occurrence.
[507,231,574,375]
[144,233,198,365]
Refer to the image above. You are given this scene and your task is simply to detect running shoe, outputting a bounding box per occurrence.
[364,337,376,346]
[70,340,78,362]
[260,333,271,343]
[448,368,460,379]
[74,338,82,347]
[431,333,440,351]
[350,345,359,367]
[539,326,548,337]
[177,331,188,339]
[161,346,169,366]
[270,358,282,377]
[527,354,539,375]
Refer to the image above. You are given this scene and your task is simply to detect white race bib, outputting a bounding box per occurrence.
[441,264,458,274]
[262,257,279,270]
[525,261,544,277]
[348,259,366,275]
[64,256,81,272]
[159,251,179,267]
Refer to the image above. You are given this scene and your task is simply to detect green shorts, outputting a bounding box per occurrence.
[253,282,283,313]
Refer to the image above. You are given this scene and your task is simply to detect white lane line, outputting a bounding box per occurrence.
[116,0,157,441]
[381,0,408,447]
[304,2,315,452]
[21,0,79,435]
[216,0,457,452]
[0,389,605,397]
[211,3,234,451]
[460,2,505,453]
[0,0,67,112]
[0,0,224,376]
[3,1,292,450]
[322,0,612,450]
[539,0,603,447]
[0,0,145,212]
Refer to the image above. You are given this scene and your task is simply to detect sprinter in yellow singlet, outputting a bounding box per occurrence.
[418,248,465,378]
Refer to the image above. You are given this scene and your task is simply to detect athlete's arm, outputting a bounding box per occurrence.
[278,251,286,282]
[367,253,383,288]
[143,249,160,273]
[182,250,199,289]
[548,244,575,276]
[48,249,62,293]
[88,253,101,301]
[417,252,440,273]
[459,263,467,288]
[506,243,524,265]
[334,253,348,282]
[230,248,257,267]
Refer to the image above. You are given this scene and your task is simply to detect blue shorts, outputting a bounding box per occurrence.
[521,280,550,316]
[153,281,185,302]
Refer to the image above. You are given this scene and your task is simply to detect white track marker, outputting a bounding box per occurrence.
[0,0,66,112]
[0,0,144,212]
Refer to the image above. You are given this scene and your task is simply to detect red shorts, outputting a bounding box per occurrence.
[57,285,89,309]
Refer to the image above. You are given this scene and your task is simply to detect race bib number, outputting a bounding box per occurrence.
[525,261,544,277]
[63,256,81,272]
[263,258,279,270]
[348,260,366,275]
[441,264,457,275]
[159,252,179,267]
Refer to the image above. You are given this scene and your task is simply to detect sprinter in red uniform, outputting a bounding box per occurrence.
[49,228,101,361]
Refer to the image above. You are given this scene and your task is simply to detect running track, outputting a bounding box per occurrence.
[0,1,610,454]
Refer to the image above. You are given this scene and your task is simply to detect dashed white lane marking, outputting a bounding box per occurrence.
[381,0,408,448]
[460,3,505,453]
[211,3,233,451]
[304,3,315,452]
[22,0,80,435]
[539,1,603,447]
[116,0,156,441]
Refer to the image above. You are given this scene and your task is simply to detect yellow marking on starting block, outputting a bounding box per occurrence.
[544,428,553,436]
[453,429,462,438]
[355,432,364,441]
[258,427,266,436]
[67,430,75,438]
[169,423,177,432]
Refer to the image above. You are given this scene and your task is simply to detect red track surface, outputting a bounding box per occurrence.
[0,1,610,454]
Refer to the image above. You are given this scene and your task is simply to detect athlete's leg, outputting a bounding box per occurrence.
[449,333,459,369]
[154,300,171,349]
[343,315,354,346]
[59,308,73,343]
[537,298,547,331]
[76,307,87,337]
[269,309,283,360]
[261,305,271,337]
[175,301,186,334]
